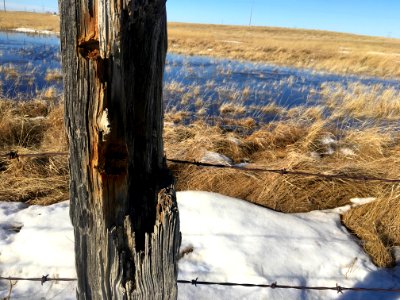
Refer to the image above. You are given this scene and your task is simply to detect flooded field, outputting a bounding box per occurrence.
[1,31,399,125]
[0,31,61,98]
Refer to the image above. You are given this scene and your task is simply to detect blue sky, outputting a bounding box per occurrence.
[4,0,400,38]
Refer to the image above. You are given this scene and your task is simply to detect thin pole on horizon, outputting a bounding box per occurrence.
[3,0,6,12]
[249,0,254,26]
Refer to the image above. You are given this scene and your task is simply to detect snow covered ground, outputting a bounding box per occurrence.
[0,192,399,299]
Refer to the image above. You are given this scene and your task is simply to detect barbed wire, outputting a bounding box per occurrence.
[1,150,399,183]
[0,151,68,159]
[1,275,400,294]
[0,275,76,286]
[177,279,400,294]
[166,158,400,183]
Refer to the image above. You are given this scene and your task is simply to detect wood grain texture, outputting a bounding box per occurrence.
[59,0,180,298]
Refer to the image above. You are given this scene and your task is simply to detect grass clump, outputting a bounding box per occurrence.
[0,99,68,205]
[342,188,400,267]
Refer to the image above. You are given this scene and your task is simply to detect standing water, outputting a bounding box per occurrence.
[1,31,399,123]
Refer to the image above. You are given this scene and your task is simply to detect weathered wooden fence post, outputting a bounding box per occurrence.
[59,0,181,298]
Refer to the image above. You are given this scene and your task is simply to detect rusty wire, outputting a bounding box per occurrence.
[1,151,400,183]
[178,279,400,294]
[0,151,68,160]
[1,276,400,295]
[166,158,400,183]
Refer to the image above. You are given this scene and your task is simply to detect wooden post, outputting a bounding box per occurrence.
[59,1,181,299]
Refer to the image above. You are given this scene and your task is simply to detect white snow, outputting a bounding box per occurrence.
[1,192,399,299]
[328,197,377,214]
[0,201,76,299]
[200,151,232,165]
[14,28,56,35]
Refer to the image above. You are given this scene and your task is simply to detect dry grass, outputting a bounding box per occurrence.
[342,188,400,268]
[164,117,400,267]
[321,82,400,121]
[1,12,399,78]
[0,11,59,32]
[0,99,68,205]
[165,120,397,211]
[0,64,19,79]
[0,96,399,266]
[168,23,400,78]
[45,69,63,82]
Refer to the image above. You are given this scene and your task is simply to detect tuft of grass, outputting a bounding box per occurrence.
[0,99,49,148]
[0,99,68,205]
[44,69,63,82]
[342,187,400,267]
[1,64,19,80]
[219,103,246,115]
[321,83,400,121]
[40,86,59,101]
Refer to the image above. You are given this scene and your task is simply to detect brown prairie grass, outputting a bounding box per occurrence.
[0,64,19,79]
[0,11,59,33]
[342,187,400,268]
[168,23,400,78]
[0,95,399,267]
[321,83,400,121]
[2,12,399,78]
[45,69,63,82]
[0,99,68,205]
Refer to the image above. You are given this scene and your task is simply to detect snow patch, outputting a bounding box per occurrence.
[14,28,56,35]
[200,151,232,165]
[0,192,399,299]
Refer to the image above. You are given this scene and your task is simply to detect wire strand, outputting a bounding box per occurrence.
[1,151,399,183]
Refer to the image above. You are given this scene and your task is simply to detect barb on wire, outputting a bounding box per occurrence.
[1,276,400,295]
[167,158,400,183]
[177,279,400,294]
[0,276,77,283]
[1,151,69,160]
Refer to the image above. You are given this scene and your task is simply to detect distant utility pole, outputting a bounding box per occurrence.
[3,0,6,12]
[249,0,254,26]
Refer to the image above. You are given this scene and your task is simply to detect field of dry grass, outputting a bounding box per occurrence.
[0,11,59,32]
[1,11,399,78]
[0,94,399,267]
[169,23,400,78]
